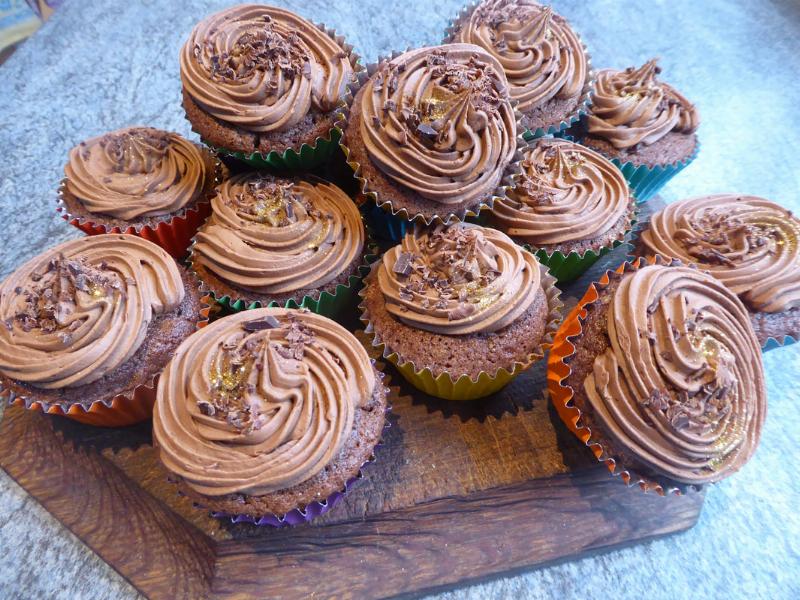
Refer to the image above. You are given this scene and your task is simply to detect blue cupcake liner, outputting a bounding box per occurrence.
[761,335,797,352]
[612,140,699,203]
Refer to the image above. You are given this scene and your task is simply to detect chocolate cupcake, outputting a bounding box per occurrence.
[190,172,368,317]
[446,0,592,138]
[634,194,800,348]
[342,44,519,234]
[575,59,699,201]
[360,222,562,400]
[0,235,203,426]
[153,307,388,525]
[491,137,635,282]
[57,126,225,258]
[180,4,358,168]
[549,257,766,492]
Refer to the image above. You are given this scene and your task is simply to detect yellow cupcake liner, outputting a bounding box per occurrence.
[359,261,563,401]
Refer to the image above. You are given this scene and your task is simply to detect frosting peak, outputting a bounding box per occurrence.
[64,127,219,220]
[583,263,765,484]
[452,0,588,114]
[153,308,376,496]
[377,223,541,335]
[493,138,631,246]
[587,59,699,149]
[640,194,800,313]
[180,5,353,132]
[0,235,184,389]
[358,44,516,207]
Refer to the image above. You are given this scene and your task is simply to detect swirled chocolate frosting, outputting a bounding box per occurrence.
[0,235,184,389]
[493,138,630,246]
[587,59,699,149]
[153,308,376,496]
[358,44,516,206]
[64,127,218,220]
[640,194,800,313]
[452,1,587,114]
[376,223,540,335]
[180,4,353,132]
[192,173,364,294]
[583,264,765,484]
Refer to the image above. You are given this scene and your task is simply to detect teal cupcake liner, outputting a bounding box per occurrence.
[762,335,797,352]
[612,140,699,203]
[443,1,595,142]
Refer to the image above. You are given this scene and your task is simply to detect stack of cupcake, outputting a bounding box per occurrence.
[1,0,795,525]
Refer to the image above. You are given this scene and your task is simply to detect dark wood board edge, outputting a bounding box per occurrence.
[0,406,217,600]
[210,470,704,599]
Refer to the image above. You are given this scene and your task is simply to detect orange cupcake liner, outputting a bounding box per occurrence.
[1,295,213,428]
[547,254,698,496]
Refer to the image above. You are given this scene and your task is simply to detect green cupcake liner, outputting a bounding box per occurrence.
[207,127,343,171]
[533,243,616,284]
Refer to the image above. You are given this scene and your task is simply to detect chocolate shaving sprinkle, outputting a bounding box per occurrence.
[392,252,416,276]
[243,316,281,331]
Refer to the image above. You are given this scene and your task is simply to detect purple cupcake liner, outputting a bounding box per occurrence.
[179,367,391,528]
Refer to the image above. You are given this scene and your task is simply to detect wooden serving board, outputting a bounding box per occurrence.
[0,196,704,599]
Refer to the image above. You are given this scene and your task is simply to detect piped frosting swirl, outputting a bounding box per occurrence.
[0,235,184,389]
[376,222,541,335]
[493,138,630,246]
[153,308,376,496]
[452,0,587,115]
[180,4,353,132]
[583,263,765,484]
[192,173,364,295]
[64,127,219,219]
[640,194,800,313]
[587,59,699,149]
[358,44,516,207]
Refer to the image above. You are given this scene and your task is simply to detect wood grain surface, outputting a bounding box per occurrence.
[0,198,705,599]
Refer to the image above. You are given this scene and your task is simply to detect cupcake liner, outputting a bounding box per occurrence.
[359,261,563,401]
[338,49,525,242]
[443,1,595,141]
[528,201,638,284]
[1,300,211,428]
[188,230,378,322]
[179,367,392,528]
[547,255,700,496]
[762,334,798,352]
[55,153,226,259]
[192,24,362,171]
[609,139,699,203]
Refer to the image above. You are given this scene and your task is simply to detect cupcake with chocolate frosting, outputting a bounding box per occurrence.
[342,44,519,239]
[575,59,699,201]
[446,0,592,138]
[190,172,369,317]
[153,307,388,525]
[491,137,635,282]
[361,222,561,400]
[548,257,766,493]
[180,4,359,168]
[634,194,800,348]
[0,235,203,426]
[58,126,225,258]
